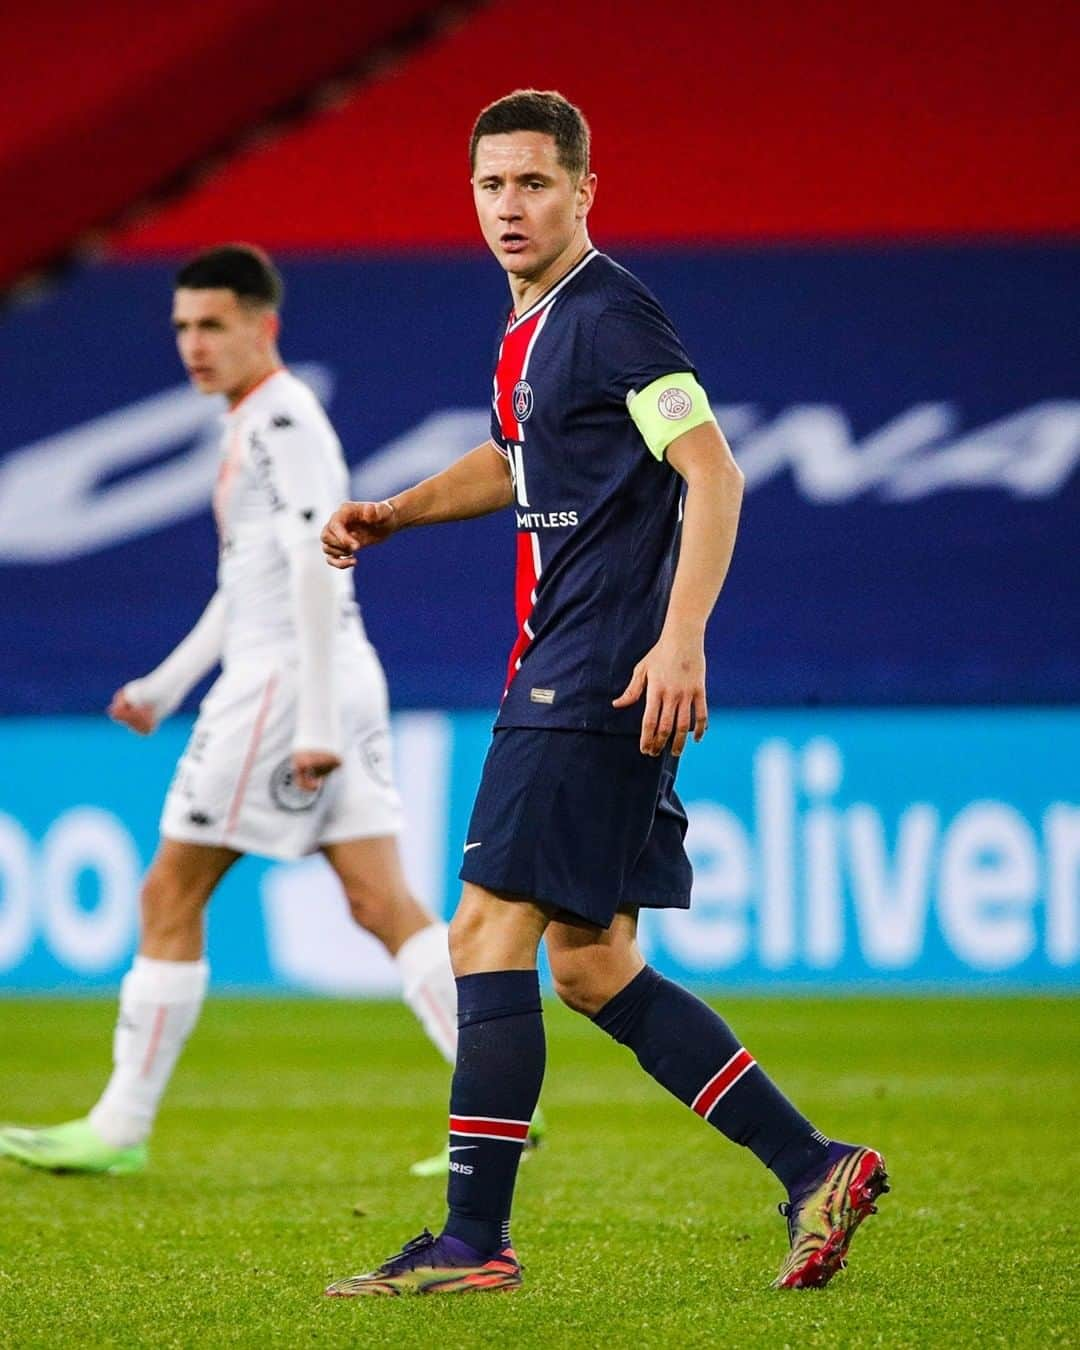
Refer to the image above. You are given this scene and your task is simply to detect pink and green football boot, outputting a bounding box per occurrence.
[773,1143,889,1289]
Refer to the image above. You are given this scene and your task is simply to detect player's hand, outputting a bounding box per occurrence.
[321,500,398,569]
[612,627,708,758]
[107,688,158,736]
[292,749,342,792]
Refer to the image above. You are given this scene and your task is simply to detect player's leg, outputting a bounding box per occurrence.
[0,839,236,1174]
[548,911,887,1288]
[323,834,547,1177]
[441,884,550,1247]
[325,726,645,1297]
[550,908,832,1179]
[322,836,457,1062]
[325,882,548,1296]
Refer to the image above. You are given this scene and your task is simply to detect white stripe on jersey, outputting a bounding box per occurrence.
[506,249,598,333]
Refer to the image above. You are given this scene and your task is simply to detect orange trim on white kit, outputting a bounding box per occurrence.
[213,423,244,537]
[229,365,285,414]
[224,673,278,838]
[140,1005,169,1077]
[213,366,285,535]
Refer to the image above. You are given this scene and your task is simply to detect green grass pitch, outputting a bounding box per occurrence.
[1,995,1076,1347]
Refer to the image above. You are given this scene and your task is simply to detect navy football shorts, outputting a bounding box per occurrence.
[458,728,692,928]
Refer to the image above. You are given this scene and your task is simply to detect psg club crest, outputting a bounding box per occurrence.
[512,380,534,422]
[657,386,693,420]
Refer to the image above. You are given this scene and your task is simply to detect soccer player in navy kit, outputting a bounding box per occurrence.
[322,90,887,1294]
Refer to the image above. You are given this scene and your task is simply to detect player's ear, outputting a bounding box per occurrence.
[264,310,281,344]
[577,172,597,219]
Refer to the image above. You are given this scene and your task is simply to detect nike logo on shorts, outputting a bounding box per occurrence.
[448,1145,478,1153]
[463,842,482,852]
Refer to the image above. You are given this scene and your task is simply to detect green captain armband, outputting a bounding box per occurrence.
[626,372,717,461]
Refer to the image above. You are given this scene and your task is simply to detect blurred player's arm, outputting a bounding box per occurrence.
[284,547,342,789]
[259,421,344,790]
[322,441,512,568]
[109,591,226,734]
[614,389,744,757]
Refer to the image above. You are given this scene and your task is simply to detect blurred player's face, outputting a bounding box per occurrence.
[472,132,596,293]
[172,287,279,405]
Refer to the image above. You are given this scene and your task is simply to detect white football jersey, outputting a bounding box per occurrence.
[213,368,366,666]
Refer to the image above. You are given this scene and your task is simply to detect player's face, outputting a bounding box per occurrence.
[472,132,595,284]
[172,287,278,403]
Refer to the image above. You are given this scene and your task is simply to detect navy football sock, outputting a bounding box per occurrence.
[442,969,545,1255]
[593,966,829,1191]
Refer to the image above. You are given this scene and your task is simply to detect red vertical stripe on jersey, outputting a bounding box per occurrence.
[505,531,540,690]
[495,309,545,690]
[494,311,543,441]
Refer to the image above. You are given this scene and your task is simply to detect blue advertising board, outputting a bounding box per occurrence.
[1,709,1076,992]
[0,245,1077,714]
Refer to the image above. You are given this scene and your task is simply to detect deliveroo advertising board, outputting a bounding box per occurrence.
[0,709,1076,993]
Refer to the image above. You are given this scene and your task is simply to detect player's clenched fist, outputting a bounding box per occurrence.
[321,500,398,568]
[292,749,342,792]
[108,687,158,736]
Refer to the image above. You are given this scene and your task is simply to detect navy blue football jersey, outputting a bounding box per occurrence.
[489,249,698,734]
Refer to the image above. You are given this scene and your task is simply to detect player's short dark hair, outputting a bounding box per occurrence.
[470,89,590,180]
[174,244,283,309]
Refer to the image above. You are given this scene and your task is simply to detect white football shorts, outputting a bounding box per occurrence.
[160,644,402,860]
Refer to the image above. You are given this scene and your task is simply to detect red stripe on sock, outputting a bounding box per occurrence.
[449,1116,530,1141]
[692,1048,756,1118]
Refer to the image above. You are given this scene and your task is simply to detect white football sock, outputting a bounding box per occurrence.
[88,955,209,1149]
[395,922,457,1064]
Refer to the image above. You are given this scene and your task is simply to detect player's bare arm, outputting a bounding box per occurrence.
[322,441,513,568]
[613,420,744,757]
[107,590,226,737]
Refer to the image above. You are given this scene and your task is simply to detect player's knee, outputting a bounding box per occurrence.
[139,867,202,944]
[550,937,645,1017]
[549,949,609,1017]
[342,878,396,935]
[449,889,543,976]
[448,903,485,974]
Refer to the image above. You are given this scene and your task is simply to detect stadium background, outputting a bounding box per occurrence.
[0,0,1077,998]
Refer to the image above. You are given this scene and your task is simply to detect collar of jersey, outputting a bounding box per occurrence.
[507,248,598,333]
[227,366,287,418]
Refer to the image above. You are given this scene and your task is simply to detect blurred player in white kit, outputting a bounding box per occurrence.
[0,244,465,1176]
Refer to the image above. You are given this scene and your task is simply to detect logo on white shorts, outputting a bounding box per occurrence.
[657,387,693,420]
[359,728,394,788]
[269,758,323,813]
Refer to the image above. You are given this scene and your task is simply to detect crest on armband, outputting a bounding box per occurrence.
[657,386,693,420]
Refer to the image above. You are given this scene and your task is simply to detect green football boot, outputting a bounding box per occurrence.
[409,1105,548,1178]
[0,1118,147,1176]
[325,1229,522,1297]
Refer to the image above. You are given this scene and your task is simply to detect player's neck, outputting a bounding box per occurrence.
[509,232,593,316]
[226,357,283,410]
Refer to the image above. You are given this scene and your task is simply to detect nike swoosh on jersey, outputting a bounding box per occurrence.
[463,842,483,852]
